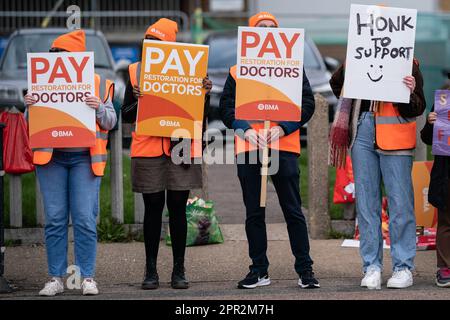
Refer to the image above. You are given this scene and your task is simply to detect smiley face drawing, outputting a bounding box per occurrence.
[367,64,384,82]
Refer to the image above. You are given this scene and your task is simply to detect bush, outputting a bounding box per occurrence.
[97,218,127,243]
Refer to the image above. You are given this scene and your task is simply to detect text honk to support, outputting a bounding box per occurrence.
[343,4,417,103]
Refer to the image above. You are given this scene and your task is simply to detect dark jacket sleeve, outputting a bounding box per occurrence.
[121,79,138,123]
[420,105,434,146]
[330,64,345,99]
[219,73,251,135]
[394,62,426,118]
[278,70,315,135]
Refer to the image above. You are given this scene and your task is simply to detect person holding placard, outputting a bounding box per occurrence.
[24,29,117,296]
[121,18,212,290]
[220,12,319,290]
[420,81,450,288]
[329,60,426,290]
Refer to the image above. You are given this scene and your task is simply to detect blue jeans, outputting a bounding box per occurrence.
[351,112,416,273]
[36,151,101,278]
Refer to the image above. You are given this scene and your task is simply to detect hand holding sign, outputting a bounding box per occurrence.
[24,94,37,107]
[85,95,101,110]
[403,75,416,93]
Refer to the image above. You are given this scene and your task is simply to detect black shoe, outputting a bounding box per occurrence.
[436,268,450,288]
[298,270,320,289]
[141,262,159,290]
[237,271,271,289]
[171,258,189,289]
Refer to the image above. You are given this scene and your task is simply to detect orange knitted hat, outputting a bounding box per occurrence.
[145,18,178,42]
[51,29,86,52]
[248,12,279,27]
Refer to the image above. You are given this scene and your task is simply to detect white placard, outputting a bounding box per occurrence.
[27,52,96,148]
[343,4,417,103]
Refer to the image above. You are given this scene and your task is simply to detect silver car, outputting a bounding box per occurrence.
[0,28,126,115]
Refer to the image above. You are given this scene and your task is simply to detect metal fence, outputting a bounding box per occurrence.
[4,118,148,228]
[0,0,188,34]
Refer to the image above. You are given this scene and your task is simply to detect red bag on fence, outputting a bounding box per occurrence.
[0,111,35,174]
[333,156,355,204]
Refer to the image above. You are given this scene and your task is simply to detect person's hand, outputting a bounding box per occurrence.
[133,85,143,98]
[428,112,437,124]
[85,95,101,110]
[203,76,212,94]
[403,76,416,93]
[266,126,285,144]
[244,129,259,147]
[24,94,37,107]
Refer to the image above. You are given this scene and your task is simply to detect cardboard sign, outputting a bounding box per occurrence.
[413,161,438,229]
[136,40,209,139]
[27,52,95,148]
[343,5,417,103]
[236,27,304,121]
[432,90,450,156]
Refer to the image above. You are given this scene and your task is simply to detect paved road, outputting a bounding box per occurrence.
[2,225,449,300]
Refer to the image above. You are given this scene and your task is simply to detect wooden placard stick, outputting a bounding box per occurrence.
[260,120,271,207]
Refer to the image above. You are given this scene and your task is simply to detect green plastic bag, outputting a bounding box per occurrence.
[166,198,224,247]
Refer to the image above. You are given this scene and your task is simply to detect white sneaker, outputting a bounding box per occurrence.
[361,267,382,290]
[82,278,99,295]
[387,269,413,289]
[39,278,64,296]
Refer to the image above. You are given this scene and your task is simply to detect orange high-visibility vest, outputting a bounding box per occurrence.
[128,62,202,158]
[230,65,301,155]
[32,74,114,177]
[375,102,416,151]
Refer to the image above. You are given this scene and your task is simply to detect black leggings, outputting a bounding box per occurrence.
[142,190,190,266]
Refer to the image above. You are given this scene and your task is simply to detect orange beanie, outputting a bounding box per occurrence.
[145,18,178,42]
[248,12,279,27]
[51,29,86,52]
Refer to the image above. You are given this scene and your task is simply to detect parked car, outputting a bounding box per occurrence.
[205,31,339,141]
[0,28,127,121]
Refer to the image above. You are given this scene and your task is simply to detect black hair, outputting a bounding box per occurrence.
[49,47,67,53]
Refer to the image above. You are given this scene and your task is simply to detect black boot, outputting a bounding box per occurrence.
[142,260,159,290]
[171,258,189,289]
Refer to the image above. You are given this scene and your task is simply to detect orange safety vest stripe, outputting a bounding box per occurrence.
[33,73,113,176]
[375,102,416,151]
[128,62,202,158]
[229,65,301,155]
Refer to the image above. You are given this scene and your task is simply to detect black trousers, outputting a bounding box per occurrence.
[237,151,314,275]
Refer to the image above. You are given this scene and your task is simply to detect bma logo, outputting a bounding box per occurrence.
[51,130,74,138]
[159,119,181,127]
[257,14,275,21]
[150,28,165,39]
[257,103,279,111]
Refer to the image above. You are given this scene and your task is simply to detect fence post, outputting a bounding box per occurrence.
[134,193,144,224]
[110,118,124,223]
[307,94,331,239]
[35,175,45,227]
[9,175,22,228]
